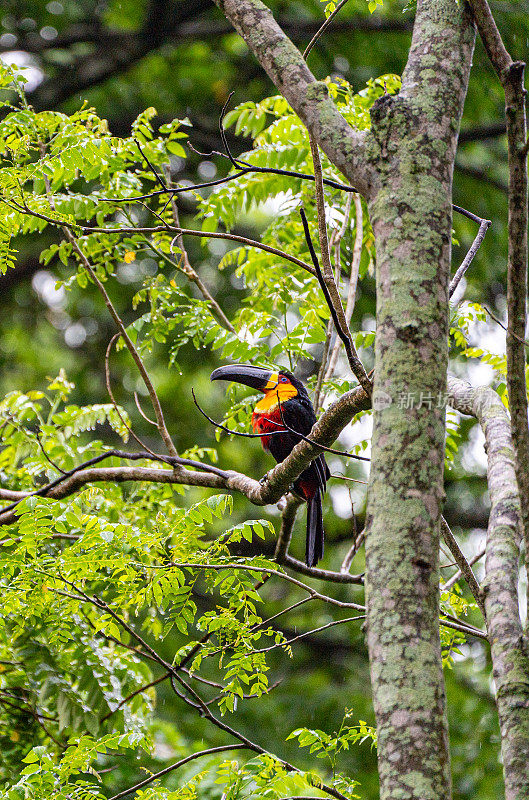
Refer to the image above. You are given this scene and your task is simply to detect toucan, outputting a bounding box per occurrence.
[210,365,329,567]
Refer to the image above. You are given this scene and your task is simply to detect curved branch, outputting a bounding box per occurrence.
[213,0,373,198]
[0,383,371,527]
[108,745,249,800]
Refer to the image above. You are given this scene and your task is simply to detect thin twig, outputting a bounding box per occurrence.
[250,596,312,633]
[275,392,370,460]
[134,138,168,191]
[443,546,486,591]
[256,614,366,652]
[280,552,364,584]
[164,164,236,333]
[482,305,529,345]
[108,745,248,800]
[161,677,351,800]
[440,517,484,615]
[315,194,353,407]
[134,392,158,426]
[100,672,169,723]
[449,217,491,298]
[193,387,370,460]
[313,322,333,412]
[5,198,316,277]
[300,203,371,396]
[170,562,366,604]
[325,193,364,383]
[35,429,68,475]
[340,526,365,574]
[304,0,351,58]
[274,495,301,560]
[65,231,179,458]
[105,333,159,456]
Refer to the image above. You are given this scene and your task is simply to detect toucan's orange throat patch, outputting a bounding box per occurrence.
[254,383,298,414]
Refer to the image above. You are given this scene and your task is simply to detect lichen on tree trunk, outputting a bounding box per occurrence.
[448,376,529,800]
[363,1,475,797]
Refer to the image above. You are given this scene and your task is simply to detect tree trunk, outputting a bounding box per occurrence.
[364,2,475,797]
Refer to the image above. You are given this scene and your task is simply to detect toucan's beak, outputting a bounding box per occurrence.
[210,364,276,392]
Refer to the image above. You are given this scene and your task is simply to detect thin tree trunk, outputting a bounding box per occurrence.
[449,376,529,800]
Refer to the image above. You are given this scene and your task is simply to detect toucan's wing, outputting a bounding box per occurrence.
[279,396,317,437]
[279,398,328,491]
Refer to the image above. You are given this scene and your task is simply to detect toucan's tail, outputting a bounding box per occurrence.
[306,489,324,567]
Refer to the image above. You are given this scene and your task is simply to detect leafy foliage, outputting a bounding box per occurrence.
[0,29,505,799]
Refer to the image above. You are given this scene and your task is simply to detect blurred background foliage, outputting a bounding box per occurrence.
[0,0,525,797]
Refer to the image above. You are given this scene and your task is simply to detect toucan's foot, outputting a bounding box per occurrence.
[259,472,270,486]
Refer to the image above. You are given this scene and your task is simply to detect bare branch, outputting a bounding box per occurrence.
[105,333,160,456]
[274,495,301,560]
[303,0,351,59]
[171,563,365,607]
[300,206,371,396]
[12,198,318,278]
[448,374,529,794]
[100,672,169,724]
[440,516,485,615]
[64,231,178,459]
[482,305,529,346]
[279,553,364,585]
[256,614,366,653]
[340,526,365,575]
[163,164,236,333]
[133,392,158,426]
[108,745,249,800]
[443,546,486,591]
[449,217,492,298]
[465,0,529,648]
[325,193,364,383]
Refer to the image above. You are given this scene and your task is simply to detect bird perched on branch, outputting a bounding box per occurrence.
[210,365,329,567]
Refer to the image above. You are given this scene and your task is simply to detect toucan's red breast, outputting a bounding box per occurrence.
[251,406,285,453]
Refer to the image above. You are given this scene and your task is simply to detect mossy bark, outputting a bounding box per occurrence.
[449,376,529,800]
[363,2,475,797]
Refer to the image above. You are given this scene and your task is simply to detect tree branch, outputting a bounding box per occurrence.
[300,206,371,396]
[465,4,529,633]
[108,745,249,800]
[163,164,236,333]
[447,374,529,798]
[303,0,351,59]
[62,232,179,459]
[0,384,371,526]
[325,193,363,383]
[449,217,492,297]
[442,546,486,592]
[213,0,373,197]
[440,516,485,615]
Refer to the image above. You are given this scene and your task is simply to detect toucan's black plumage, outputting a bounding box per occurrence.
[210,365,329,566]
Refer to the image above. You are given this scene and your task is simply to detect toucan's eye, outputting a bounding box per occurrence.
[279,375,288,383]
